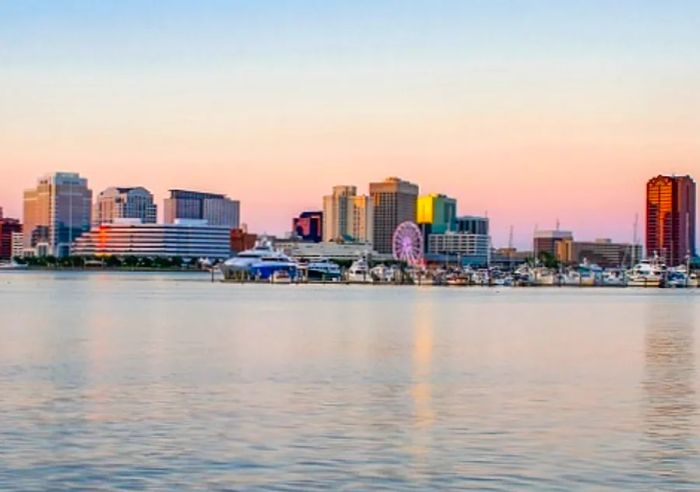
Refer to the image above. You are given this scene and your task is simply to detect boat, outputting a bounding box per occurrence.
[0,261,28,270]
[306,258,341,282]
[346,257,371,283]
[270,269,293,284]
[370,264,396,283]
[626,255,665,287]
[665,266,698,288]
[220,238,298,281]
[601,269,626,287]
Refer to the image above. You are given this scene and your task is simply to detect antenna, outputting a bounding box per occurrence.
[555,218,560,231]
[633,214,639,245]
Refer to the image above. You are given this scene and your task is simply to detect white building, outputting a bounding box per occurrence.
[72,219,231,259]
[322,185,374,243]
[427,232,490,266]
[11,232,23,259]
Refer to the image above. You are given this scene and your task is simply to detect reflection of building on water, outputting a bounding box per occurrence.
[641,300,697,484]
[412,301,435,428]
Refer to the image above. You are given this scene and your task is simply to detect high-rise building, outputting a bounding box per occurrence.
[370,177,419,254]
[23,172,92,257]
[293,211,323,242]
[417,194,457,234]
[533,229,573,258]
[646,175,696,265]
[0,217,22,259]
[164,189,240,228]
[322,186,356,242]
[348,195,373,244]
[93,187,157,226]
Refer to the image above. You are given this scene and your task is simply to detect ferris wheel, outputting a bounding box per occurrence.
[392,221,424,266]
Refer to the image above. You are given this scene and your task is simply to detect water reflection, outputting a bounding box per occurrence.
[641,298,697,485]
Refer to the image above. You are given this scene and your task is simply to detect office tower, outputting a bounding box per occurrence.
[533,229,574,258]
[164,189,240,228]
[23,172,92,257]
[646,175,696,265]
[93,187,157,226]
[369,177,419,254]
[293,211,323,242]
[0,218,22,259]
[417,194,457,234]
[322,186,356,242]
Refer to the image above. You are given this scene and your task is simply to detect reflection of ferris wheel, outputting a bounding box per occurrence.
[392,221,424,266]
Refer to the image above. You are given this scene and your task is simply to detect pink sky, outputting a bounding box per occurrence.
[1,2,699,248]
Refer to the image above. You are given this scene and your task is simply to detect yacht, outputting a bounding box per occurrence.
[665,266,698,288]
[602,269,627,287]
[305,259,341,282]
[346,257,371,283]
[626,256,665,287]
[220,238,297,281]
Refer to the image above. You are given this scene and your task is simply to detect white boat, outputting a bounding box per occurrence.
[666,266,698,288]
[220,238,297,281]
[626,256,665,287]
[346,257,371,283]
[0,261,28,270]
[602,269,626,287]
[370,264,396,283]
[270,270,292,284]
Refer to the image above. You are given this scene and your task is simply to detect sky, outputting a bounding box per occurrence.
[1,0,699,248]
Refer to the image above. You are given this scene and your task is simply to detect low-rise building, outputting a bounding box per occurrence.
[72,219,232,259]
[275,240,380,261]
[557,238,642,268]
[427,232,490,266]
[0,218,22,260]
[231,228,257,253]
[533,229,573,257]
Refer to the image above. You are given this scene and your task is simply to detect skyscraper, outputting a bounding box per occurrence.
[23,172,92,257]
[164,189,240,228]
[370,177,419,254]
[646,175,696,265]
[348,195,373,244]
[93,187,157,226]
[322,186,356,242]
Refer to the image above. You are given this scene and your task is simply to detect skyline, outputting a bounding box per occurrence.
[2,1,700,248]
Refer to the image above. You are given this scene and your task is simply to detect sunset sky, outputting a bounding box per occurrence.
[1,0,699,248]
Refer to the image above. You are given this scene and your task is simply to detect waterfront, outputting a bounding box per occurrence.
[1,272,699,490]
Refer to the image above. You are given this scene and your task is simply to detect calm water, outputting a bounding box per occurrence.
[1,272,699,491]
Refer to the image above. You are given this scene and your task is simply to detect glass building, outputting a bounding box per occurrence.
[93,187,157,226]
[646,175,696,266]
[164,189,240,228]
[23,172,92,257]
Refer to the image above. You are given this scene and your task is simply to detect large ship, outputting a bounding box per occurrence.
[220,239,298,281]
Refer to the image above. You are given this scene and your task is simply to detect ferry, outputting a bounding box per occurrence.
[220,239,298,281]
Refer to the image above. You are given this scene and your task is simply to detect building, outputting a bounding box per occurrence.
[231,227,257,253]
[11,232,23,259]
[322,186,356,242]
[417,194,457,235]
[557,238,642,268]
[427,232,490,266]
[93,187,157,226]
[0,218,22,260]
[370,177,419,254]
[72,219,232,259]
[164,189,240,228]
[457,216,489,235]
[348,195,373,244]
[646,175,696,266]
[533,229,574,258]
[23,172,92,257]
[490,247,531,269]
[275,239,379,261]
[292,211,323,242]
[322,186,374,243]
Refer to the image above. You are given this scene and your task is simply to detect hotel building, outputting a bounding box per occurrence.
[370,177,419,254]
[426,216,491,266]
[23,172,92,257]
[556,238,642,268]
[646,175,696,265]
[322,186,373,243]
[164,189,240,228]
[72,220,232,259]
[93,187,157,226]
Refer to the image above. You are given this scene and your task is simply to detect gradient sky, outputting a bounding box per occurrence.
[1,0,699,248]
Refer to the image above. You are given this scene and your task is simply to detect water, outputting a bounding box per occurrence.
[1,271,699,490]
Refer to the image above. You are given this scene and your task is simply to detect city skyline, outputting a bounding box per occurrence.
[2,1,700,248]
